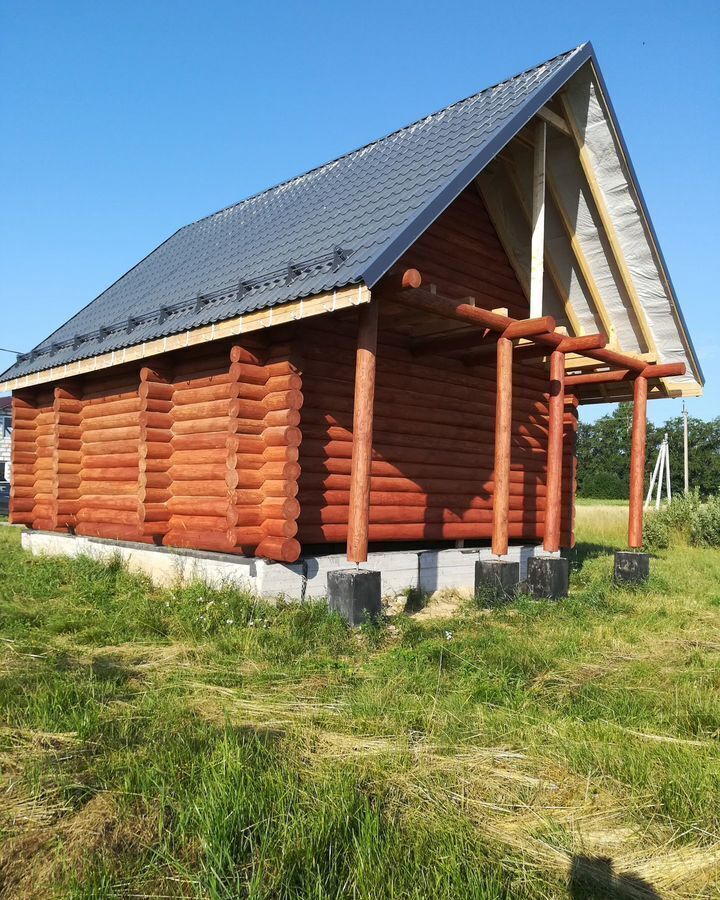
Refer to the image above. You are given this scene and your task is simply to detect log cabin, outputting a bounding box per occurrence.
[0,43,703,596]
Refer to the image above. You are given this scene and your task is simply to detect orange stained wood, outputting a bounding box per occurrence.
[492,336,513,556]
[543,350,565,552]
[628,375,648,548]
[347,300,380,563]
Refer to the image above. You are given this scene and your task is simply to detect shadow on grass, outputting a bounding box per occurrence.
[569,855,662,899]
[564,542,620,571]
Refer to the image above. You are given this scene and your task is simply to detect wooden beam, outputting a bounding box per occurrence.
[389,284,557,335]
[410,328,491,357]
[558,333,608,354]
[347,300,380,563]
[492,336,513,556]
[559,92,659,359]
[565,361,686,387]
[530,119,547,319]
[537,105,571,136]
[545,170,617,345]
[543,350,565,552]
[628,375,648,548]
[388,275,648,374]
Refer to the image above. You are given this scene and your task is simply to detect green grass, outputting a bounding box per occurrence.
[1,514,720,899]
[575,497,629,506]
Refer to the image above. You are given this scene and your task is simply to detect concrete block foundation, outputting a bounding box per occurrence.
[526,556,569,599]
[614,551,650,584]
[475,560,520,603]
[327,569,382,625]
[20,530,557,602]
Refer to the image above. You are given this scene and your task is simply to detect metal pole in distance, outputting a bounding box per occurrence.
[645,443,663,510]
[655,439,666,511]
[683,402,689,495]
[664,432,672,504]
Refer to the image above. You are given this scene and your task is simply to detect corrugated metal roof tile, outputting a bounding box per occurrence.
[2,45,590,381]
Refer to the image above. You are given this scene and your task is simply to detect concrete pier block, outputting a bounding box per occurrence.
[614,551,650,584]
[475,559,519,603]
[327,569,381,625]
[526,556,569,599]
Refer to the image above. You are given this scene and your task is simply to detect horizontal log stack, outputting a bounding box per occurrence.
[165,346,252,554]
[52,385,82,532]
[77,370,146,542]
[139,366,174,542]
[9,393,42,527]
[162,342,304,562]
[252,345,304,563]
[28,389,56,531]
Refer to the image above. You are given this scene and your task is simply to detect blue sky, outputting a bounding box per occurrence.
[1,0,718,425]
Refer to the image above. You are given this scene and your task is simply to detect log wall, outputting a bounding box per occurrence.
[10,342,306,562]
[295,316,576,547]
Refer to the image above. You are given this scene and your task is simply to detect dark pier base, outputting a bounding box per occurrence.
[614,551,650,584]
[475,560,520,603]
[327,569,382,625]
[526,556,569,599]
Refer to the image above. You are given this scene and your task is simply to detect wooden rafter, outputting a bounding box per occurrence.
[558,92,659,359]
[537,105,571,136]
[545,169,618,346]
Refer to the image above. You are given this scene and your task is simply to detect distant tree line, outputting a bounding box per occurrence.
[576,404,720,499]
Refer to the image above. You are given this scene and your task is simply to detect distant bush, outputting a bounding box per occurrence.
[644,490,720,550]
[643,515,671,550]
[579,471,628,500]
[690,495,720,548]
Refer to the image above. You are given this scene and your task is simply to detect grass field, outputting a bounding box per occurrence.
[1,509,720,899]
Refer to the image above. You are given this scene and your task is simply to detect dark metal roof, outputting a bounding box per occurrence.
[2,44,592,382]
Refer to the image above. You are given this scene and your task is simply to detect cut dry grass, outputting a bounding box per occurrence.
[1,516,720,898]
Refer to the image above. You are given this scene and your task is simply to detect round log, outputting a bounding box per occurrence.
[254,536,301,563]
[164,529,236,552]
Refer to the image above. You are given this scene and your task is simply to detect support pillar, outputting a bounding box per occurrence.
[492,336,513,556]
[628,375,648,548]
[347,300,379,563]
[544,349,565,552]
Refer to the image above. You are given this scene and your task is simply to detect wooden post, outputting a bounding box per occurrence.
[492,336,513,556]
[544,349,565,552]
[628,375,648,548]
[347,300,380,563]
[530,119,547,318]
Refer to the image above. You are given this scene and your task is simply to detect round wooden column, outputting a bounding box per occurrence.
[492,336,513,556]
[628,375,648,548]
[543,350,565,552]
[347,300,380,563]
